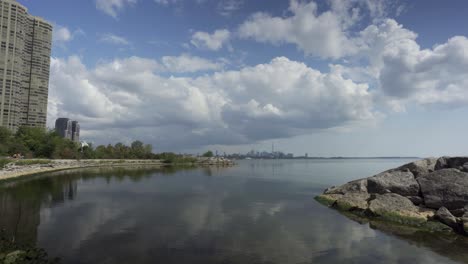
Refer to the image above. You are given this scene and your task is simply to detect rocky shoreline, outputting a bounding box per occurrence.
[0,158,235,182]
[316,157,468,236]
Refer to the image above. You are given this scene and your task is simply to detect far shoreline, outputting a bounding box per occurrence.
[0,157,234,182]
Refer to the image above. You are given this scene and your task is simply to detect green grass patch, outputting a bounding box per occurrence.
[14,159,51,166]
[0,158,11,169]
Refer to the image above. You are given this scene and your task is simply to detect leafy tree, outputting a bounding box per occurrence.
[81,143,95,159]
[0,127,11,156]
[202,151,214,157]
[94,145,108,159]
[0,126,12,142]
[0,126,173,161]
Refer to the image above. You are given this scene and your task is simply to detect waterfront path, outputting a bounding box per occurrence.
[0,159,165,182]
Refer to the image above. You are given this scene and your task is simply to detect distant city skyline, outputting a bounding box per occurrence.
[16,0,468,156]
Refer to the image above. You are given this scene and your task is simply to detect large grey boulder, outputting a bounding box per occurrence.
[435,207,458,229]
[324,178,367,195]
[335,192,370,211]
[463,211,468,235]
[435,157,468,170]
[367,170,420,197]
[417,169,468,210]
[368,193,431,223]
[395,158,437,177]
[463,163,468,173]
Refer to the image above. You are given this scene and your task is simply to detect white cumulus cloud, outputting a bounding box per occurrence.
[96,0,137,18]
[161,54,224,72]
[238,0,356,59]
[238,0,402,59]
[48,56,376,150]
[53,26,73,43]
[191,29,231,51]
[217,0,243,16]
[351,19,468,108]
[99,33,131,45]
[52,25,85,46]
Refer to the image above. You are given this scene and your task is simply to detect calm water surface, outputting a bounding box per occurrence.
[1,159,468,264]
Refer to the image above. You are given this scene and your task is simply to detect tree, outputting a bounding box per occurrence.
[81,143,95,159]
[94,145,108,159]
[0,127,12,156]
[202,151,214,157]
[0,126,12,142]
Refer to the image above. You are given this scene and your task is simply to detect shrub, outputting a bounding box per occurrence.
[0,158,11,169]
[14,159,51,166]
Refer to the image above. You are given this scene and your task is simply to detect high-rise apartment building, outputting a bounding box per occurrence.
[71,120,80,142]
[0,0,52,131]
[55,118,80,142]
[55,118,72,140]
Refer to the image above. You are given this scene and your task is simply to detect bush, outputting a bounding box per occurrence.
[202,151,214,157]
[14,159,51,166]
[0,158,11,169]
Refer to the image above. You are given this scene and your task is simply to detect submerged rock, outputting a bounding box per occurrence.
[4,250,25,264]
[417,169,468,210]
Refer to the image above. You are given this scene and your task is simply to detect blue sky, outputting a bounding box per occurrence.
[18,0,468,156]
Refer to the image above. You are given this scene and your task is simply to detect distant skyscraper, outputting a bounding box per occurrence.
[71,121,80,142]
[55,118,80,142]
[0,0,53,131]
[55,118,72,140]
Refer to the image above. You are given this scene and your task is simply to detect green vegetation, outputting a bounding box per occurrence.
[0,158,10,169]
[156,152,197,164]
[0,126,78,159]
[0,126,197,164]
[202,151,214,157]
[0,230,59,264]
[14,159,51,166]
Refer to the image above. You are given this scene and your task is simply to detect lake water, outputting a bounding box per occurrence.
[1,159,468,264]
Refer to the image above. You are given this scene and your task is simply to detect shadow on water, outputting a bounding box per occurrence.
[322,209,468,264]
[0,162,467,264]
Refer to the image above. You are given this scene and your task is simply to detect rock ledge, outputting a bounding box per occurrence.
[316,157,468,236]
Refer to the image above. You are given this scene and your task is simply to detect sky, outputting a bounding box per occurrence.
[17,0,468,156]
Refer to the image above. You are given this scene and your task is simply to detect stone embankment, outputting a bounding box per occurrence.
[0,157,235,182]
[0,159,164,182]
[197,157,235,166]
[316,157,468,236]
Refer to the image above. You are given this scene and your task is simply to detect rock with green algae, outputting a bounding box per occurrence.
[316,157,468,237]
[315,194,342,207]
[3,250,25,264]
[0,231,60,264]
[335,192,370,211]
[367,193,435,226]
